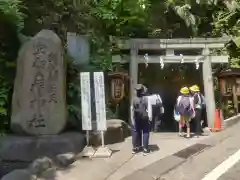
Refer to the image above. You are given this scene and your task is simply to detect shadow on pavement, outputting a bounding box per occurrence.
[149,144,160,152]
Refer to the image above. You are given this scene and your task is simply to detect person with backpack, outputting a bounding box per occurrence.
[189,85,205,137]
[176,87,195,138]
[132,84,151,155]
[148,93,164,132]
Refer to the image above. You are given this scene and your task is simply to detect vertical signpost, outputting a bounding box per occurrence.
[80,72,95,157]
[93,72,112,157]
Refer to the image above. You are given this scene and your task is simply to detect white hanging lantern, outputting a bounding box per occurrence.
[144,53,149,68]
[180,54,184,63]
[160,56,164,69]
[195,57,200,70]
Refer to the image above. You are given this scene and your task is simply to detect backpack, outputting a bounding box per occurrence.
[194,93,206,109]
[133,96,149,120]
[176,95,193,116]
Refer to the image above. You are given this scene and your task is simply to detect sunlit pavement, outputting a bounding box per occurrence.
[55,131,210,180]
[51,120,240,180]
[156,121,240,180]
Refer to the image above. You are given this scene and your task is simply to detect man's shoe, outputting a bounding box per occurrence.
[143,149,150,156]
[132,147,141,154]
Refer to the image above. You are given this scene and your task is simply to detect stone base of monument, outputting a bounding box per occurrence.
[80,146,96,158]
[93,146,112,158]
[90,119,131,146]
[0,132,85,178]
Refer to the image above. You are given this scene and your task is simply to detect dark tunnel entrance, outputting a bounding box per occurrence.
[138,63,206,132]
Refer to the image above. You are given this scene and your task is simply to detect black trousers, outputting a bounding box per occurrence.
[132,118,150,150]
[194,109,202,135]
[151,106,162,132]
[151,114,162,132]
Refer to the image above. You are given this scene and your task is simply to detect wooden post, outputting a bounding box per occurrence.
[232,83,238,113]
[202,48,216,128]
[129,40,138,124]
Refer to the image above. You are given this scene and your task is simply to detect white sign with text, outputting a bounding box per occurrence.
[94,72,107,131]
[80,72,92,130]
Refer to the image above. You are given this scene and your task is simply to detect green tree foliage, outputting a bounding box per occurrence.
[146,0,220,38]
[163,0,240,67]
[212,0,240,67]
[0,0,23,132]
[0,0,151,129]
[0,0,25,29]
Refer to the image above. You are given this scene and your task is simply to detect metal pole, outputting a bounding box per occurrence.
[86,130,90,146]
[101,131,105,147]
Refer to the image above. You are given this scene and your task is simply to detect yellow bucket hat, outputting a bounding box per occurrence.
[180,87,190,94]
[190,85,200,92]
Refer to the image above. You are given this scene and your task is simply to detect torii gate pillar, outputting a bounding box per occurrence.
[202,48,216,128]
[129,41,138,125]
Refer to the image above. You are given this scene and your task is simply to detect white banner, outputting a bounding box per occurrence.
[80,72,92,130]
[94,72,107,131]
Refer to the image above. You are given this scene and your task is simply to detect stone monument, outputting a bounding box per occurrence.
[0,30,85,178]
[11,29,67,135]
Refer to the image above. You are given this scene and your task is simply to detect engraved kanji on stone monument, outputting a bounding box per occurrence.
[11,30,67,135]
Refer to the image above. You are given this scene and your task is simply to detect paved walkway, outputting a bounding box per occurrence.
[155,120,240,180]
[55,132,211,180]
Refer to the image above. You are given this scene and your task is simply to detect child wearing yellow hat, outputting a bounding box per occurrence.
[175,87,195,138]
[189,85,205,137]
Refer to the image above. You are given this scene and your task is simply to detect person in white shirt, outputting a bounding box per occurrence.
[147,93,164,132]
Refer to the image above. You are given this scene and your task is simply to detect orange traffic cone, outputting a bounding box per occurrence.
[210,109,222,132]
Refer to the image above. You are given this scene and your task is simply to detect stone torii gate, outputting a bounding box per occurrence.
[113,37,230,128]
